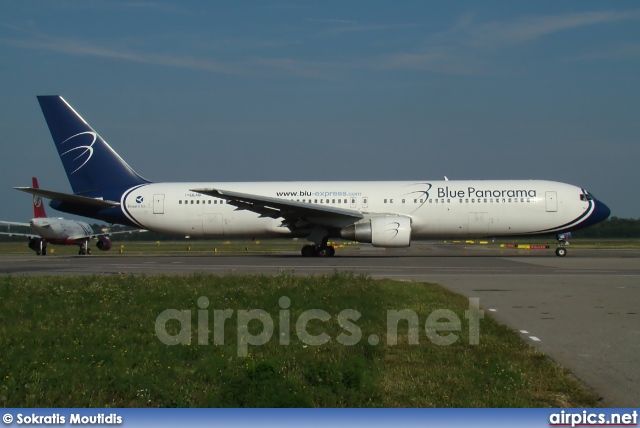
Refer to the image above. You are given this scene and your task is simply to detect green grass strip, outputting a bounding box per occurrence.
[0,272,598,407]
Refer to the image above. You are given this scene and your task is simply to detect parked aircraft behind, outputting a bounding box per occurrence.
[2,177,144,255]
[17,96,610,257]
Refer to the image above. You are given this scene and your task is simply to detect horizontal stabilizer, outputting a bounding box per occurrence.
[0,220,31,227]
[14,187,120,208]
[0,232,39,239]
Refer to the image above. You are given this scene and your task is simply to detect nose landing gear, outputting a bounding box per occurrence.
[555,233,570,257]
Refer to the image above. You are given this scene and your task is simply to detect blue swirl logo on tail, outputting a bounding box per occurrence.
[59,131,97,174]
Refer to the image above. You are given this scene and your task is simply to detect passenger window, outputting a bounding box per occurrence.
[179,200,182,204]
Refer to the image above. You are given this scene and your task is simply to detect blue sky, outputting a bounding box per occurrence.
[1,1,639,221]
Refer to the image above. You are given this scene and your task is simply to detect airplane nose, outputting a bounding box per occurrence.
[593,200,611,223]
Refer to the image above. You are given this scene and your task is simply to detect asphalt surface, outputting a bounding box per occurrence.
[1,243,638,407]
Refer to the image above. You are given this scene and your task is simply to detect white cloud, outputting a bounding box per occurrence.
[372,10,640,75]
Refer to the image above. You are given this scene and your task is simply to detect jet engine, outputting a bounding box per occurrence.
[96,237,112,251]
[340,216,411,247]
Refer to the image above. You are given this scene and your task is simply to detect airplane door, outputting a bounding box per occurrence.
[468,212,490,236]
[202,214,223,236]
[350,197,357,208]
[153,194,165,214]
[545,191,558,212]
[362,196,368,209]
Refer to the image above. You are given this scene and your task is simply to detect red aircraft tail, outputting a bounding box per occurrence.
[32,177,47,218]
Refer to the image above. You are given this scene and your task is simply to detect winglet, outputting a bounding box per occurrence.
[31,177,47,218]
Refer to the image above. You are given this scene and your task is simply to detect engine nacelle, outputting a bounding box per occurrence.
[340,216,412,248]
[28,238,45,252]
[96,237,112,251]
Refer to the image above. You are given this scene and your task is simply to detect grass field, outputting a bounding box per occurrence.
[0,273,599,407]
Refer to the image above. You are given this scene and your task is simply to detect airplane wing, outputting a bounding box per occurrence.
[190,188,364,229]
[88,229,148,239]
[14,187,120,208]
[64,229,148,240]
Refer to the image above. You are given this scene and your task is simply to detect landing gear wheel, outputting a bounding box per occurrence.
[316,246,336,257]
[555,247,567,257]
[301,245,317,257]
[317,246,328,257]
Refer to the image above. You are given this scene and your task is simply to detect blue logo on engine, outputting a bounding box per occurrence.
[135,196,144,204]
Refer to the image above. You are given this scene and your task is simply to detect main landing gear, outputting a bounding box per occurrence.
[79,240,92,255]
[36,240,47,256]
[555,233,570,257]
[300,229,336,257]
[301,244,335,257]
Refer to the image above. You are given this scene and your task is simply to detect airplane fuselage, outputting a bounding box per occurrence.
[114,179,601,240]
[29,218,94,245]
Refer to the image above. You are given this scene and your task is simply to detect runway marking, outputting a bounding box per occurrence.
[520,330,529,334]
[529,336,541,342]
[489,309,497,312]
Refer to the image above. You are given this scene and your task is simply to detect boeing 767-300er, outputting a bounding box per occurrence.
[16,96,610,257]
[2,177,145,255]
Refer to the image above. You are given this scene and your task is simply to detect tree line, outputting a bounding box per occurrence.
[570,217,640,238]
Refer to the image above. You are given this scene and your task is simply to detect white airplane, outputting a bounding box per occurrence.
[16,96,610,257]
[2,177,144,255]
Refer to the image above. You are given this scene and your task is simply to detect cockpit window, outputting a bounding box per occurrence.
[580,192,594,201]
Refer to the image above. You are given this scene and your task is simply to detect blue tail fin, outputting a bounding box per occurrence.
[37,96,150,195]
